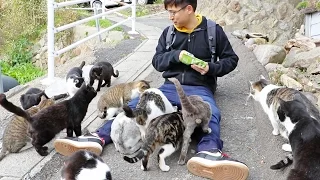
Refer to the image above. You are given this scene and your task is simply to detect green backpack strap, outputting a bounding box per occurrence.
[165,25,175,50]
[206,19,217,63]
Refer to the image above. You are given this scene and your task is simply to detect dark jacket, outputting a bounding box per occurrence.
[152,16,239,93]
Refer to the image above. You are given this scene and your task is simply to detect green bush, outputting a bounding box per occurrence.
[0,61,46,84]
[296,1,309,9]
[7,37,33,66]
[86,19,123,31]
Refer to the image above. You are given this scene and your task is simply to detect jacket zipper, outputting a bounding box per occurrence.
[183,33,192,84]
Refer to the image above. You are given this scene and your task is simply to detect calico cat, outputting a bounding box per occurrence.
[249,75,320,151]
[0,83,97,156]
[122,88,175,140]
[270,99,320,180]
[66,61,85,97]
[20,87,49,110]
[61,150,112,180]
[0,96,55,161]
[89,61,119,92]
[168,78,212,165]
[110,112,142,156]
[20,88,68,110]
[123,110,185,172]
[97,80,150,120]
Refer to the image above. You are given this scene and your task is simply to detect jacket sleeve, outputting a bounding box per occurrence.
[207,25,239,77]
[152,27,182,72]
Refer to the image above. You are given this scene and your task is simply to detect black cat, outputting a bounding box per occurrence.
[0,83,97,156]
[89,61,119,91]
[271,99,320,180]
[20,88,68,109]
[20,88,49,110]
[66,61,85,97]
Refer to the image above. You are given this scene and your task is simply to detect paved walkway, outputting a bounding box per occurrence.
[0,12,290,180]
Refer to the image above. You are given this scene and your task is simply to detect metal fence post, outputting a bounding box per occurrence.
[128,0,138,34]
[94,5,102,42]
[45,0,55,85]
[0,65,3,93]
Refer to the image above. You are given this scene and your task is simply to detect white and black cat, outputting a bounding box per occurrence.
[123,111,185,172]
[20,88,49,110]
[89,61,119,92]
[110,112,142,157]
[0,83,97,156]
[61,150,112,180]
[270,99,320,180]
[249,75,320,152]
[66,61,85,97]
[123,88,175,140]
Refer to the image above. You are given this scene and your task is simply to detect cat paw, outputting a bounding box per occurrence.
[178,156,186,165]
[160,165,170,172]
[141,164,148,171]
[272,129,280,136]
[203,127,211,134]
[282,144,292,152]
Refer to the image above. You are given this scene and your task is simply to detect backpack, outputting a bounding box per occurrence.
[165,19,217,62]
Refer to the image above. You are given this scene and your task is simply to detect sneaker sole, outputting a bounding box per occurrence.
[187,157,249,180]
[54,139,102,156]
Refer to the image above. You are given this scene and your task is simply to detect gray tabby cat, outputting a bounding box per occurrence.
[168,78,212,165]
[0,96,55,161]
[110,112,142,157]
[122,88,175,140]
[97,80,150,119]
[123,110,184,172]
[249,75,320,152]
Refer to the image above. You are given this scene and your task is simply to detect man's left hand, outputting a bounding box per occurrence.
[191,63,209,75]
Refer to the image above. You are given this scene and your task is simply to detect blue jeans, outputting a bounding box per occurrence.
[97,83,223,152]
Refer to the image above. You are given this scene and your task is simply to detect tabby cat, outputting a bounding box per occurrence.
[20,87,49,110]
[0,83,97,156]
[270,99,320,180]
[123,110,184,172]
[97,80,150,120]
[110,112,142,156]
[168,78,212,165]
[0,96,55,161]
[66,61,85,97]
[249,75,320,151]
[61,150,112,180]
[89,61,119,92]
[122,88,175,139]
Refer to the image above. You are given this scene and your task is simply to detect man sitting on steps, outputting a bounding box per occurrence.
[54,0,249,179]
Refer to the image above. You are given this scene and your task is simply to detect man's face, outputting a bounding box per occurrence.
[166,4,191,28]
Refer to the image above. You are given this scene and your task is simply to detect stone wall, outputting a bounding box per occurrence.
[197,0,305,45]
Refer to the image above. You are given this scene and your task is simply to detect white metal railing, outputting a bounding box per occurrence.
[0,66,3,93]
[42,0,138,85]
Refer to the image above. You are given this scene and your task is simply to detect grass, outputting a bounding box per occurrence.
[0,61,46,84]
[86,19,123,31]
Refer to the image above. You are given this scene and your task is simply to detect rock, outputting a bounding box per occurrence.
[227,1,241,13]
[282,47,304,67]
[298,75,316,93]
[284,37,316,52]
[292,47,320,69]
[105,31,125,46]
[280,74,303,90]
[276,2,289,20]
[60,56,67,64]
[72,47,82,57]
[310,66,320,75]
[265,63,287,72]
[253,45,286,65]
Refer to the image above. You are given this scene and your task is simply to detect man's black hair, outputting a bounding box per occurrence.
[164,0,197,11]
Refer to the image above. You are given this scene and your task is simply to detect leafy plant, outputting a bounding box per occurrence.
[0,61,45,84]
[86,19,123,31]
[296,1,309,10]
[6,37,33,66]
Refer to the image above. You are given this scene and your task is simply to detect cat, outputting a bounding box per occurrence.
[249,75,320,152]
[61,150,112,180]
[123,110,185,172]
[0,83,97,156]
[122,88,175,140]
[110,112,143,157]
[0,95,55,161]
[270,99,320,180]
[89,61,119,92]
[20,87,49,110]
[66,61,85,97]
[82,64,94,84]
[97,80,150,120]
[168,77,212,165]
[20,88,68,110]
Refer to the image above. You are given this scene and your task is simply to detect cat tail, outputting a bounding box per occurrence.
[52,93,69,100]
[112,70,119,77]
[79,61,85,69]
[41,90,50,99]
[270,153,293,170]
[168,78,198,113]
[123,135,157,163]
[0,94,32,123]
[0,147,7,161]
